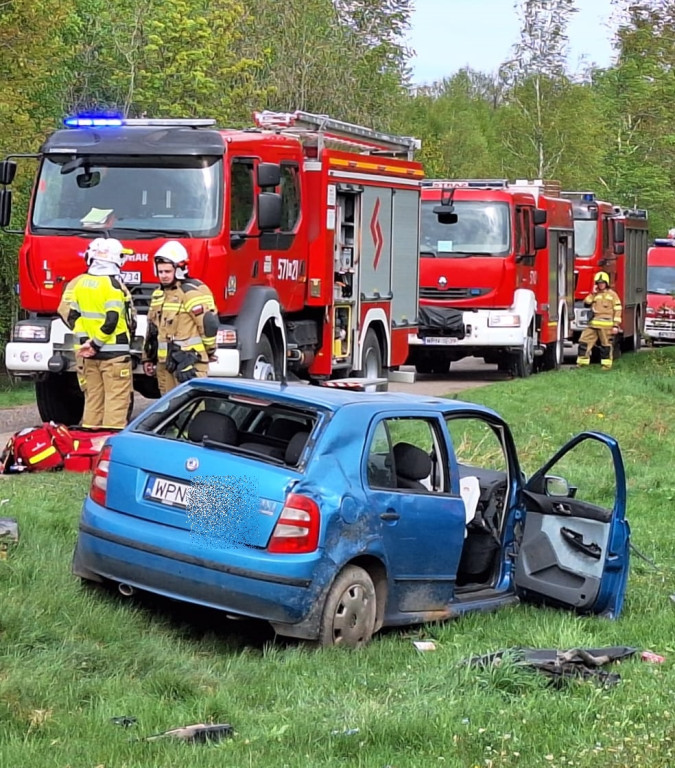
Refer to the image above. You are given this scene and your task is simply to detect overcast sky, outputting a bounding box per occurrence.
[408,0,617,84]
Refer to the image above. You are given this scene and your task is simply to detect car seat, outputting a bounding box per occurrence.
[285,431,310,465]
[393,442,432,490]
[267,418,305,440]
[459,475,481,535]
[188,411,239,445]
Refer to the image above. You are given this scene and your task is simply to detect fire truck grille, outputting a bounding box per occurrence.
[128,283,158,314]
[419,287,489,300]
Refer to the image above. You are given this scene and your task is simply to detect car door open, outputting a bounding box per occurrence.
[515,431,630,618]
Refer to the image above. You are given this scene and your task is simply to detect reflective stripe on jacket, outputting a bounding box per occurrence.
[145,278,217,364]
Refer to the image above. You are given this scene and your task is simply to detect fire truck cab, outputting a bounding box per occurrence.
[0,111,423,424]
[562,191,648,353]
[644,237,675,344]
[410,178,573,377]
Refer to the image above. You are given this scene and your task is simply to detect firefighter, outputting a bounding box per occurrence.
[576,271,622,370]
[57,238,135,429]
[142,241,218,395]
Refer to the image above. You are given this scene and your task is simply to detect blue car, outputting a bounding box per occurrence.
[73,379,630,648]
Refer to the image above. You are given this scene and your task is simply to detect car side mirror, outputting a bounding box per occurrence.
[545,475,570,497]
[257,192,282,231]
[257,162,281,189]
[534,225,547,251]
[0,160,17,186]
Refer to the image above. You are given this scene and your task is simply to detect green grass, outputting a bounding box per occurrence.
[2,350,675,767]
[0,377,35,408]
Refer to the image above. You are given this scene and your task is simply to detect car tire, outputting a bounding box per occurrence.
[318,565,377,648]
[36,372,84,426]
[242,333,277,381]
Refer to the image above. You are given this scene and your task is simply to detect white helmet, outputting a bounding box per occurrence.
[154,240,189,279]
[668,228,675,240]
[85,237,131,267]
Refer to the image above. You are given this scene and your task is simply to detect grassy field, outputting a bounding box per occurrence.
[2,350,675,767]
[0,377,36,409]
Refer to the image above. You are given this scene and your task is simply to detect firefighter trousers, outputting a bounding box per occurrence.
[81,355,133,429]
[156,360,208,396]
[577,327,613,368]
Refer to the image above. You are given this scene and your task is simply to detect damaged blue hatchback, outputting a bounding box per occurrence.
[73,379,630,647]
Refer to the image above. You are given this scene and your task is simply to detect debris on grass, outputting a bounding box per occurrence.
[144,723,234,744]
[111,716,137,727]
[641,650,666,663]
[0,517,18,559]
[331,728,360,736]
[413,640,437,652]
[464,646,638,687]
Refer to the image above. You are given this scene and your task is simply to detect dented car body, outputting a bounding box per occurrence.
[73,379,630,647]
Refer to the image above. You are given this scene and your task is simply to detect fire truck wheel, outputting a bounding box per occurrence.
[512,326,535,378]
[35,372,84,427]
[621,311,641,353]
[541,318,564,371]
[355,329,383,379]
[242,333,277,381]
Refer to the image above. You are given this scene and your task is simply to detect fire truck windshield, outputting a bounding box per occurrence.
[420,200,510,257]
[648,266,675,294]
[31,155,223,237]
[573,220,598,257]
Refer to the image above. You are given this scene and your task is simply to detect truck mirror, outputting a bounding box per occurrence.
[0,189,12,227]
[257,192,282,231]
[257,163,281,189]
[533,208,547,225]
[534,225,547,251]
[614,243,625,255]
[432,204,457,225]
[76,170,101,189]
[0,160,17,186]
[613,220,625,244]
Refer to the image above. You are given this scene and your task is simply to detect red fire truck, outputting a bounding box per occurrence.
[0,111,424,424]
[409,178,574,377]
[561,191,649,353]
[644,237,675,345]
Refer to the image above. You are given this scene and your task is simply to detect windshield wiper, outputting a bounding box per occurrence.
[112,227,194,239]
[648,289,670,295]
[420,248,436,257]
[202,437,285,465]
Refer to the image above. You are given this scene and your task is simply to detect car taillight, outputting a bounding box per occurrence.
[89,445,112,507]
[267,493,320,554]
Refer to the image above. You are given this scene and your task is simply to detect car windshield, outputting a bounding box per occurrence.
[133,388,321,467]
[648,266,675,294]
[574,220,598,258]
[420,200,511,257]
[31,155,223,237]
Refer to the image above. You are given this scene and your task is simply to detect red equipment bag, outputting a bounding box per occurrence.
[0,422,75,473]
[0,423,114,474]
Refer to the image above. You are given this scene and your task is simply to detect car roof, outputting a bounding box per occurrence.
[186,378,499,418]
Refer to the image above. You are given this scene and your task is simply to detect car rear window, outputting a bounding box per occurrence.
[133,389,321,467]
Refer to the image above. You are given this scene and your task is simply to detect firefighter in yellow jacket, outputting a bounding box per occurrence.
[58,238,136,429]
[142,241,218,395]
[576,271,622,370]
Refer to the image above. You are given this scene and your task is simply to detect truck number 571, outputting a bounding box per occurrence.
[278,258,300,281]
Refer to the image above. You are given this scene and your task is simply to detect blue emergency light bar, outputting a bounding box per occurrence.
[653,239,675,247]
[64,115,124,128]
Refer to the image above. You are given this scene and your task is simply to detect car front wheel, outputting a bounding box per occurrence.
[318,566,377,648]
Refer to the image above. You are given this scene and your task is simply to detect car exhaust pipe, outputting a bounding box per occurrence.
[118,583,135,597]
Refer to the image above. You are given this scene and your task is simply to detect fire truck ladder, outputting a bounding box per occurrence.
[252,110,421,160]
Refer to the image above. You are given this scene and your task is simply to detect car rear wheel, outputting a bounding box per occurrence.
[318,566,377,648]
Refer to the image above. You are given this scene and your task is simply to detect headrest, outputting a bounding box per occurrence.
[187,411,238,445]
[393,442,431,481]
[268,417,305,440]
[285,431,309,465]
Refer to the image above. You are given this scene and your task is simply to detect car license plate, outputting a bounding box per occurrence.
[144,476,192,508]
[424,336,459,345]
[120,271,141,285]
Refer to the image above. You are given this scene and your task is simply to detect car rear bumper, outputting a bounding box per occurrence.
[74,499,324,627]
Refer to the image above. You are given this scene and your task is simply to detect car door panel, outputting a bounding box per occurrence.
[515,432,629,618]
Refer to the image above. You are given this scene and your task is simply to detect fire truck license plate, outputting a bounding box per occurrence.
[120,271,141,285]
[424,337,459,345]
